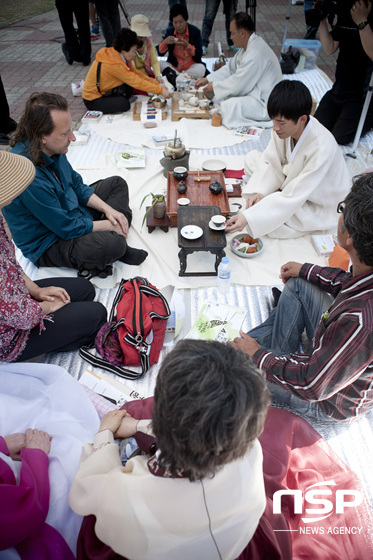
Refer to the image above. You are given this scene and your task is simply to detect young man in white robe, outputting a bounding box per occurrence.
[226,80,351,239]
[194,12,282,129]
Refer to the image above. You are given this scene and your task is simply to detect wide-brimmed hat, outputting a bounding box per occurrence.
[130,14,152,37]
[0,151,35,208]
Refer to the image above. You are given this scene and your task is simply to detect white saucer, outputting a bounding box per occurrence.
[180,225,203,240]
[209,220,226,231]
[177,198,190,206]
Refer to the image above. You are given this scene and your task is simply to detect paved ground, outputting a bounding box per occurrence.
[0,0,337,127]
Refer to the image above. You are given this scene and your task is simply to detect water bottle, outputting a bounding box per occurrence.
[217,256,231,294]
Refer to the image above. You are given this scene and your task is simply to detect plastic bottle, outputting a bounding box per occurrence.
[217,256,231,294]
[219,51,227,64]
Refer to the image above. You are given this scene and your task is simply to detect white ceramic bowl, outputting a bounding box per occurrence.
[202,159,226,172]
[211,214,226,227]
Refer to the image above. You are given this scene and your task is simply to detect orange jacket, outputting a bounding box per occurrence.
[83,47,163,101]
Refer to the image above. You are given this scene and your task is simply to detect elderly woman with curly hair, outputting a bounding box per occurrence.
[69,339,270,560]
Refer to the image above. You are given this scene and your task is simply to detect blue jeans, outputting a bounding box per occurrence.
[202,0,238,48]
[248,277,336,422]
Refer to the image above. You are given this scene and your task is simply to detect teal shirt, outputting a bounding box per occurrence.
[3,141,94,263]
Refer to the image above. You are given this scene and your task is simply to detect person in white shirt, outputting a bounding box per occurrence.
[69,339,269,560]
[226,80,351,239]
[195,12,282,128]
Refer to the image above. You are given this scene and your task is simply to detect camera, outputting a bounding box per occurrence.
[305,0,355,29]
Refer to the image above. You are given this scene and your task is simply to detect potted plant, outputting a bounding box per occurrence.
[140,192,166,227]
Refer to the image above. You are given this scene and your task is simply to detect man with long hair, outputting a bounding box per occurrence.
[3,92,147,277]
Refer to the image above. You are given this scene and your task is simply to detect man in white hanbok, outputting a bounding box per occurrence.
[195,12,282,129]
[226,81,351,239]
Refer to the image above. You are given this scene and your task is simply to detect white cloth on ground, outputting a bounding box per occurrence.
[207,35,282,129]
[34,154,329,290]
[242,116,351,239]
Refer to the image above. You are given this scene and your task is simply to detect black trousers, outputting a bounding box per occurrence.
[314,89,373,145]
[55,0,91,64]
[0,75,13,133]
[16,277,107,361]
[94,0,121,47]
[37,176,132,271]
[83,91,131,114]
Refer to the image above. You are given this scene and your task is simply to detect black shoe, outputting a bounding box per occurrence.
[82,58,91,66]
[119,246,148,266]
[162,67,177,89]
[77,264,113,280]
[62,43,73,65]
[97,265,113,278]
[272,287,282,307]
[0,132,10,145]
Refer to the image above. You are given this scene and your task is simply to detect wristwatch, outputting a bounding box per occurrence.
[357,21,369,30]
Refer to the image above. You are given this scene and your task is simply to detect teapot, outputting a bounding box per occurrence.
[164,130,186,160]
[209,180,224,195]
[176,181,187,194]
[164,138,186,160]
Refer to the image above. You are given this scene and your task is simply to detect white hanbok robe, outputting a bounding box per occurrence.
[208,34,282,129]
[242,116,351,239]
[69,432,266,560]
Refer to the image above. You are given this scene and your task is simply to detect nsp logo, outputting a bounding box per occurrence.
[273,480,363,523]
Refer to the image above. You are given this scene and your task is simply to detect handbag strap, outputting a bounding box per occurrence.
[79,343,149,380]
[96,61,102,94]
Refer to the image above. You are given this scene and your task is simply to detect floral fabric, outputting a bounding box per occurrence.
[0,217,44,361]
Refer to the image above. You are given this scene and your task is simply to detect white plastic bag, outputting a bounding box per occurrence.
[71,80,84,97]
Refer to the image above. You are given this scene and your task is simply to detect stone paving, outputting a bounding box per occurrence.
[0,0,337,127]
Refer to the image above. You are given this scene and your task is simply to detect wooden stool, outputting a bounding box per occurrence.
[146,206,171,233]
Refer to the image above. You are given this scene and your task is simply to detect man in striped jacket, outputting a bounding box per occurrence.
[231,172,373,423]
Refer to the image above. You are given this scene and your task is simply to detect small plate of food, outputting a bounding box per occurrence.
[230,233,263,258]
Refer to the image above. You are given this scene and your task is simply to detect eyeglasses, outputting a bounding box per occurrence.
[337,201,346,214]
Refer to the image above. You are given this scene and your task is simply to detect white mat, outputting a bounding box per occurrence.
[80,98,251,150]
[36,153,331,290]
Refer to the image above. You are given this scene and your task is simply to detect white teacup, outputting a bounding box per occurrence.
[211,215,226,228]
[199,99,208,109]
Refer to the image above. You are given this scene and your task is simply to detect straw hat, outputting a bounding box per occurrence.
[0,151,35,208]
[130,14,152,37]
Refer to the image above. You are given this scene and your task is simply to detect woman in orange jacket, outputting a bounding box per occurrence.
[83,28,172,114]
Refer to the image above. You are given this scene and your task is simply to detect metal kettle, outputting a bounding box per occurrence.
[164,130,186,160]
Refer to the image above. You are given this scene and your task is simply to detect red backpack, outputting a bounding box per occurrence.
[80,277,171,380]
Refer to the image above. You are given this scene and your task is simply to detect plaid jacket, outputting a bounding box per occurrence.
[254,264,373,421]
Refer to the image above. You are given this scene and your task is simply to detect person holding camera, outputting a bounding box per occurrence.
[313,0,373,145]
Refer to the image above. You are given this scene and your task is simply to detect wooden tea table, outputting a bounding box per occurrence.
[167,170,230,227]
[177,206,226,277]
